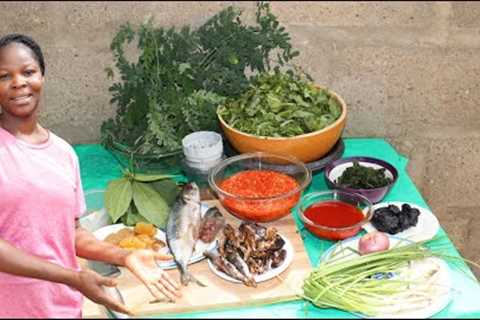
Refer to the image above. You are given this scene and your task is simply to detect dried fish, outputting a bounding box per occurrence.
[204,249,256,287]
[225,250,256,287]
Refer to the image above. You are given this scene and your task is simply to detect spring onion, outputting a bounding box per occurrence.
[302,237,479,317]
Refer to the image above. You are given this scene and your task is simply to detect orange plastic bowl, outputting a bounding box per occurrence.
[218,86,347,163]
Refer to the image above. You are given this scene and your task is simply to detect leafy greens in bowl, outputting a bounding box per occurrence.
[217,70,347,163]
[217,71,342,138]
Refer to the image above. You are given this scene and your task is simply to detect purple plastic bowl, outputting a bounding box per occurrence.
[324,156,398,204]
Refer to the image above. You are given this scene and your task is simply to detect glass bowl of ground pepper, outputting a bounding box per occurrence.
[208,152,312,222]
[324,156,398,204]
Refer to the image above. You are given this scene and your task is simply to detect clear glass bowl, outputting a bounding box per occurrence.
[208,152,312,222]
[298,190,372,241]
[105,140,184,175]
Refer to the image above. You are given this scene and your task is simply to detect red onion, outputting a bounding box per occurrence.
[358,231,390,255]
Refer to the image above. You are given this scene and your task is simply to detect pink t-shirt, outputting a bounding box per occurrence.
[0,127,85,318]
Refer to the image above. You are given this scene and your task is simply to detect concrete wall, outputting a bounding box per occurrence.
[1,1,479,274]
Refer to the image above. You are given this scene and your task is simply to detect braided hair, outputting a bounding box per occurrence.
[0,33,45,75]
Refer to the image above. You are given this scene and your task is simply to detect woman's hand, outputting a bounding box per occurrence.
[72,269,133,316]
[124,250,181,303]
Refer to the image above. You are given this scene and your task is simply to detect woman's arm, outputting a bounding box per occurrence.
[0,237,133,315]
[0,238,79,285]
[75,221,182,302]
[74,220,129,266]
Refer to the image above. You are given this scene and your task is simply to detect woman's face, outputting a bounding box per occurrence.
[0,43,44,119]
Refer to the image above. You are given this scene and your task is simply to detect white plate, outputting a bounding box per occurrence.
[207,233,294,284]
[93,204,217,270]
[320,235,452,319]
[363,201,440,242]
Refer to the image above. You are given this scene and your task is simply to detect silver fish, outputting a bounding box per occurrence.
[166,182,205,287]
[204,249,255,287]
[225,250,257,287]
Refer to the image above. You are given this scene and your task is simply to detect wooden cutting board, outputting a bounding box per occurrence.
[82,200,313,317]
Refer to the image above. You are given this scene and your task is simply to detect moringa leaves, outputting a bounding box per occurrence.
[101,2,302,156]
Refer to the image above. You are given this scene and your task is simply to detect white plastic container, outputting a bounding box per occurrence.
[182,131,224,170]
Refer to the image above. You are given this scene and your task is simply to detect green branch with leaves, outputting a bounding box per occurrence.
[101,1,303,156]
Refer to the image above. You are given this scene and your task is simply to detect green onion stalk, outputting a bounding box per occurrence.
[302,236,480,317]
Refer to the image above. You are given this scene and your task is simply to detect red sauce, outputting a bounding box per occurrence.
[219,170,300,222]
[303,200,364,240]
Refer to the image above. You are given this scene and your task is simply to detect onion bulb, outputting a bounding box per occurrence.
[358,231,390,255]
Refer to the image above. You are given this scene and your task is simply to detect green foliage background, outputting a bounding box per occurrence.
[101,2,300,156]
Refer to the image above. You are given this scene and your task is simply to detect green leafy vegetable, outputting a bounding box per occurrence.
[104,170,179,229]
[104,178,133,223]
[336,162,392,189]
[217,71,342,137]
[101,2,301,156]
[132,181,170,228]
[148,179,180,206]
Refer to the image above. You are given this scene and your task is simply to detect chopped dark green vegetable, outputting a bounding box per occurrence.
[336,162,392,189]
[217,71,342,137]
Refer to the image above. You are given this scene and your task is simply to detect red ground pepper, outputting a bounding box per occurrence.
[219,170,300,222]
[303,200,365,240]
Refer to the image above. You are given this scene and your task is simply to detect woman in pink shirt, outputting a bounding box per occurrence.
[0,33,181,318]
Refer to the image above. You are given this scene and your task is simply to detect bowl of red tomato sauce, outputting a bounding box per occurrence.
[208,152,312,222]
[298,190,373,240]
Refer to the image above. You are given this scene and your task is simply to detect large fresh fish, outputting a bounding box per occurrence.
[166,182,205,287]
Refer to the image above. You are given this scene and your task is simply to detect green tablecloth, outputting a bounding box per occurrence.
[74,138,480,318]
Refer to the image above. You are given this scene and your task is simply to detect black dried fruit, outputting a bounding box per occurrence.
[371,203,421,234]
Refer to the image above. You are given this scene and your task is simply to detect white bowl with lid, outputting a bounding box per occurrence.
[182,131,224,164]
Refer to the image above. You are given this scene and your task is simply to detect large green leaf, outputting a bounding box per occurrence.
[133,173,179,182]
[120,203,149,226]
[104,177,133,223]
[148,179,180,206]
[132,181,170,229]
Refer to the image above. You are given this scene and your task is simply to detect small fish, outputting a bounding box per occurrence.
[270,248,287,269]
[204,249,255,287]
[166,182,205,287]
[198,207,226,243]
[225,250,257,287]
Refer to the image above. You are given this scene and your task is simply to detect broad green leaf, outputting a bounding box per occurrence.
[133,173,178,182]
[126,210,149,226]
[148,179,180,206]
[120,204,148,226]
[104,178,133,223]
[132,182,170,229]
